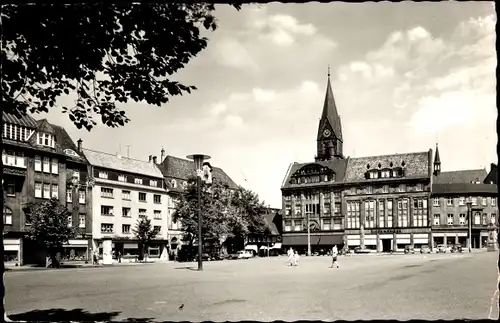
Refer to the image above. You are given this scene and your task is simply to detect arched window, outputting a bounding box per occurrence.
[4,207,12,225]
[171,179,177,188]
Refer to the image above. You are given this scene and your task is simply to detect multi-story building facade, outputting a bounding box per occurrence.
[2,112,91,265]
[83,148,170,262]
[156,154,238,254]
[430,145,498,249]
[281,73,433,254]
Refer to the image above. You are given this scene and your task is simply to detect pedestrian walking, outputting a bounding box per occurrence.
[287,248,294,266]
[292,250,300,266]
[330,245,339,268]
[118,251,122,263]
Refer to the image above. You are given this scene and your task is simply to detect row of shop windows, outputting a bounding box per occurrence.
[433,197,496,207]
[283,218,342,232]
[100,205,162,220]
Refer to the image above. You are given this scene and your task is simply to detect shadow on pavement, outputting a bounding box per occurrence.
[174,266,198,271]
[8,308,121,322]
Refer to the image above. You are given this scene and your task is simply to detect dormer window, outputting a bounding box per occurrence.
[171,179,177,188]
[64,149,79,157]
[37,132,54,148]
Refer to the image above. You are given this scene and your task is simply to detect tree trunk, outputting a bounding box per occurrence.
[138,243,144,261]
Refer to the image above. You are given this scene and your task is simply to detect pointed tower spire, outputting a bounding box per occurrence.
[319,68,342,141]
[433,143,441,176]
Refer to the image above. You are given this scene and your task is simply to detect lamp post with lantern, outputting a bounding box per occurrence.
[186,154,211,271]
[466,198,472,253]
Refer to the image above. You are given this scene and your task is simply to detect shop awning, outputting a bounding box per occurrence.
[244,245,258,252]
[283,235,343,246]
[271,242,282,249]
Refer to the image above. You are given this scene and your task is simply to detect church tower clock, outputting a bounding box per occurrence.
[315,68,344,161]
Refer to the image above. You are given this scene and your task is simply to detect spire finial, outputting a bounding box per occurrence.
[327,64,330,78]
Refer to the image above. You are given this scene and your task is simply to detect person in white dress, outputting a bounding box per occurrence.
[287,248,294,266]
[293,250,300,266]
[330,245,339,268]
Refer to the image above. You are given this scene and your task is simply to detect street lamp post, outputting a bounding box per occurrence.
[466,200,472,253]
[186,154,211,271]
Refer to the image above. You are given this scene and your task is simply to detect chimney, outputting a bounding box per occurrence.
[161,147,165,163]
[77,139,82,152]
[148,155,152,162]
[152,156,157,164]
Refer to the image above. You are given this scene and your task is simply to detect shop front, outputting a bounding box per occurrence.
[4,238,21,265]
[283,233,343,255]
[61,239,90,261]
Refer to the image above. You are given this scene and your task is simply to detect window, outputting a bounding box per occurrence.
[122,207,131,217]
[412,198,427,227]
[6,181,15,197]
[67,215,72,227]
[42,157,50,173]
[101,205,114,216]
[98,171,108,179]
[154,210,162,219]
[66,189,73,203]
[134,177,143,185]
[333,218,342,230]
[387,200,393,227]
[43,184,51,199]
[139,192,147,202]
[482,197,487,206]
[154,194,162,204]
[416,184,423,191]
[35,182,42,198]
[150,180,158,187]
[383,185,389,193]
[397,199,409,227]
[492,198,496,207]
[4,207,12,225]
[347,201,360,229]
[459,214,466,225]
[364,200,375,228]
[433,214,440,226]
[118,174,127,182]
[379,201,385,228]
[293,220,302,231]
[397,184,405,193]
[122,224,131,234]
[51,159,58,174]
[482,213,487,225]
[447,214,454,225]
[101,187,114,198]
[37,132,54,147]
[491,214,496,225]
[323,202,331,215]
[79,190,86,204]
[322,219,331,230]
[433,198,439,207]
[51,184,59,199]
[73,171,80,181]
[459,197,465,206]
[471,197,477,206]
[139,209,147,218]
[334,203,341,213]
[34,155,42,171]
[285,206,291,216]
[447,198,453,206]
[154,226,161,233]
[79,214,85,228]
[2,150,26,168]
[122,190,131,200]
[101,223,114,233]
[474,212,481,225]
[367,186,373,194]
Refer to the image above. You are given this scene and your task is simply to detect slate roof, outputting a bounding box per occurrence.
[345,151,431,183]
[281,159,349,189]
[36,119,55,134]
[157,155,238,190]
[318,76,342,141]
[433,169,488,184]
[432,183,497,195]
[263,213,280,236]
[83,149,164,179]
[2,111,38,128]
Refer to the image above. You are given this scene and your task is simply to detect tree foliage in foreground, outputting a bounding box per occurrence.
[133,217,159,260]
[26,198,76,268]
[1,3,241,130]
[172,177,271,249]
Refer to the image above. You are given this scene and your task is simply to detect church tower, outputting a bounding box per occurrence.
[433,143,441,176]
[316,68,344,161]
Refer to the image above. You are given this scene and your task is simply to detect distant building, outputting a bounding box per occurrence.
[83,149,170,262]
[156,154,238,252]
[430,145,497,249]
[245,208,283,256]
[2,112,91,265]
[484,163,497,185]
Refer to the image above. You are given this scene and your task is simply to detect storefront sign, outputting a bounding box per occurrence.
[376,229,402,234]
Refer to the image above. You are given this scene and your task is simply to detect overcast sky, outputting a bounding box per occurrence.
[41,2,497,208]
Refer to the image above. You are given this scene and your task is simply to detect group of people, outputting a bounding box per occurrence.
[286,245,340,268]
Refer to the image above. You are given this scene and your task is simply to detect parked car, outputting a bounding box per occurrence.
[210,252,227,260]
[354,247,371,254]
[451,244,463,253]
[237,250,253,259]
[194,253,212,261]
[227,252,239,260]
[436,244,451,253]
[404,245,415,254]
[420,245,431,254]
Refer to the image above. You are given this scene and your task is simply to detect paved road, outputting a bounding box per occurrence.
[5,252,499,322]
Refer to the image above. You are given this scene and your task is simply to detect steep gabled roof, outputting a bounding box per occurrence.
[281,159,349,189]
[432,183,497,196]
[83,149,164,179]
[318,75,342,141]
[36,119,55,134]
[345,151,430,183]
[2,111,38,128]
[263,213,280,236]
[51,124,87,163]
[157,155,238,190]
[434,144,441,164]
[433,169,488,184]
